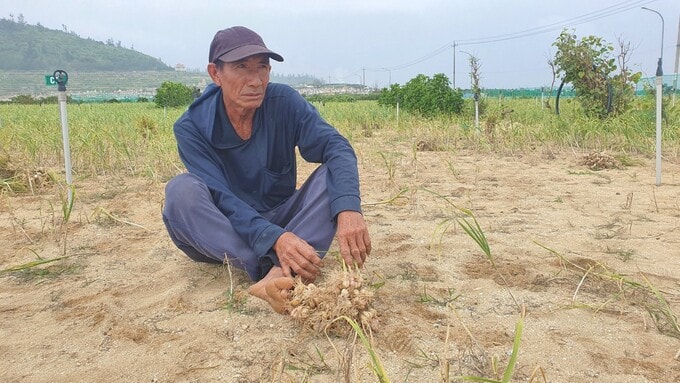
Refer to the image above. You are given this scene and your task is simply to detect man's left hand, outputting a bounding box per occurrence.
[336,211,371,268]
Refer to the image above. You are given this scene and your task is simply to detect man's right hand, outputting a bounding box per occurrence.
[273,232,323,282]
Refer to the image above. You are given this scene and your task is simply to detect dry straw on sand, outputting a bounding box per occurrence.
[287,267,378,336]
[579,151,622,170]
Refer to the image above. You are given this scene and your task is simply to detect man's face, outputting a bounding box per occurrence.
[209,54,271,111]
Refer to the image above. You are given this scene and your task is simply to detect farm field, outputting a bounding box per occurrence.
[1,100,679,382]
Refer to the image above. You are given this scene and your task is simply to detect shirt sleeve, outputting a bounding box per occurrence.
[287,91,363,217]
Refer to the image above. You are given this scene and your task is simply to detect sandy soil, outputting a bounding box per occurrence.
[1,137,679,382]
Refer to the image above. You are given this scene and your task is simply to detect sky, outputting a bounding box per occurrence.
[2,0,679,89]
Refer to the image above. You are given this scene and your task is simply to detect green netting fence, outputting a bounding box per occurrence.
[462,75,679,99]
[0,71,678,103]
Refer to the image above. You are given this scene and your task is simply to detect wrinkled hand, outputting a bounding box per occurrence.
[273,232,323,282]
[336,210,371,268]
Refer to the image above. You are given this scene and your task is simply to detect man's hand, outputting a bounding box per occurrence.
[273,232,323,282]
[336,210,371,268]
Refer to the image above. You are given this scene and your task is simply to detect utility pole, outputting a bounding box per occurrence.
[381,68,392,87]
[362,68,365,87]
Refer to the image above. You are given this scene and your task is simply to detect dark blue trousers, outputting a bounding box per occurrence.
[162,165,336,281]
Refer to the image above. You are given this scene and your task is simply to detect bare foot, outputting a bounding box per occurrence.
[247,266,295,314]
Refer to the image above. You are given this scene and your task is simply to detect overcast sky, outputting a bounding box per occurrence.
[2,0,679,89]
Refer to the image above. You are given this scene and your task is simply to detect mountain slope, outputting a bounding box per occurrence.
[0,18,173,71]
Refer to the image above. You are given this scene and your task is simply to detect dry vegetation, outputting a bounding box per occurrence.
[579,151,623,170]
[288,268,378,336]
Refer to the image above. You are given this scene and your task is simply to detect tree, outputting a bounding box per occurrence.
[377,83,402,107]
[154,82,195,108]
[611,35,640,115]
[552,29,640,118]
[464,53,486,117]
[378,73,463,117]
[545,55,558,109]
[467,55,482,100]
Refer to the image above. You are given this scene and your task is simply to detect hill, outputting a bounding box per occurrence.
[0,17,173,71]
[0,17,348,101]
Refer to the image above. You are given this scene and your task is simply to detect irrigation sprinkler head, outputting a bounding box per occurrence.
[53,69,68,92]
[655,58,663,77]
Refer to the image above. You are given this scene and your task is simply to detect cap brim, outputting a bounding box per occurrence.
[217,45,284,63]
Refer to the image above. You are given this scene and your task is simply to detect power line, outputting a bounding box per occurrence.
[382,44,452,71]
[378,0,658,72]
[456,0,656,45]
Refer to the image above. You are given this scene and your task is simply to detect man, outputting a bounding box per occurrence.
[162,26,371,314]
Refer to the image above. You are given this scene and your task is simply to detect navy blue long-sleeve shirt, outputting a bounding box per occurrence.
[173,82,362,258]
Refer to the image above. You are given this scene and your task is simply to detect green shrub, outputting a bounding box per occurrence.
[154,81,195,108]
[552,29,640,118]
[378,73,463,117]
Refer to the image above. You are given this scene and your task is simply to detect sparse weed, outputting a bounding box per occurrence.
[640,271,680,339]
[90,206,148,230]
[328,316,390,383]
[221,258,249,313]
[282,344,332,377]
[59,183,75,223]
[1,246,78,280]
[431,218,455,256]
[457,208,492,265]
[534,241,680,339]
[1,254,69,274]
[454,307,526,383]
[419,286,460,307]
[605,246,635,262]
[378,151,399,183]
